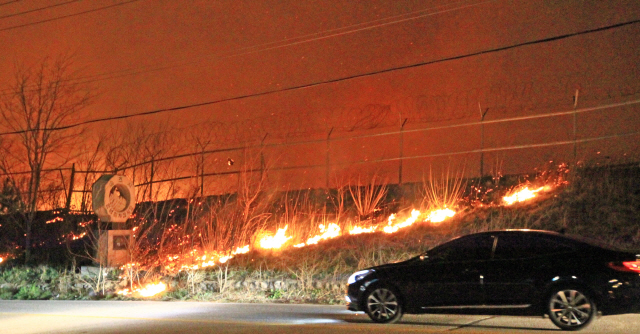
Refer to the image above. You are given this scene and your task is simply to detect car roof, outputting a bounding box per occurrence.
[478,229,561,235]
[467,229,627,252]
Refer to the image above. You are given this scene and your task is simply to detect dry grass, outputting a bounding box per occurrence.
[4,162,639,303]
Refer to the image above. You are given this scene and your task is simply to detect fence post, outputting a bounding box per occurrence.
[200,152,205,197]
[149,159,155,201]
[573,88,580,164]
[260,133,268,180]
[325,128,333,189]
[398,119,408,185]
[478,103,489,178]
[65,163,75,211]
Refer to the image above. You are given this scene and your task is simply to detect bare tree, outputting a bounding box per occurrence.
[0,55,93,263]
[102,122,175,202]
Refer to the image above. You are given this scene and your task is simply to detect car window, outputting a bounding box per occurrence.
[428,235,494,262]
[493,234,573,260]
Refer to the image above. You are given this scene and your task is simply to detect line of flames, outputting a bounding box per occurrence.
[503,186,549,205]
[117,183,552,297]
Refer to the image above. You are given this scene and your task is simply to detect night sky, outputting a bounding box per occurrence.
[1,0,639,192]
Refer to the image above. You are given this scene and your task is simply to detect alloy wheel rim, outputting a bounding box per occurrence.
[549,289,592,327]
[366,288,399,320]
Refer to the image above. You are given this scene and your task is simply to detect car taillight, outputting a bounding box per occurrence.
[608,261,640,273]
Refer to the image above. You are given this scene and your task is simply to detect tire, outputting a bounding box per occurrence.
[364,286,403,324]
[547,287,596,331]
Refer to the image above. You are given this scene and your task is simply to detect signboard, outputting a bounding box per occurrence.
[92,174,136,223]
[98,230,132,267]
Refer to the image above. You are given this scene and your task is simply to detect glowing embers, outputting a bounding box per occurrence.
[259,225,292,249]
[163,245,252,272]
[45,217,64,224]
[503,186,549,205]
[117,282,167,297]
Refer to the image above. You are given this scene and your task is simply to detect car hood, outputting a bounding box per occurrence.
[368,257,420,272]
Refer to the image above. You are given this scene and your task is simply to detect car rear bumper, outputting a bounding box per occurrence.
[598,277,640,315]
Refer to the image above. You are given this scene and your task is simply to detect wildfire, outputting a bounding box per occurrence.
[259,225,292,249]
[88,178,565,300]
[166,244,253,271]
[117,282,167,297]
[303,223,341,246]
[426,208,456,223]
[259,207,457,250]
[383,209,422,233]
[233,245,250,254]
[138,282,167,297]
[503,186,547,205]
[349,225,378,235]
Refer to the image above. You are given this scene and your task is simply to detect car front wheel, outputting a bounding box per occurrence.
[547,288,596,331]
[364,287,403,324]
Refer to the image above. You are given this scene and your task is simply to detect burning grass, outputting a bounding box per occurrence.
[106,166,573,297]
[3,163,639,302]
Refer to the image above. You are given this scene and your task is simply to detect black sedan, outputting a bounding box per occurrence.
[346,229,640,331]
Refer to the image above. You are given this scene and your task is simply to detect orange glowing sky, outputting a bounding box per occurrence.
[1,1,637,132]
[1,0,639,185]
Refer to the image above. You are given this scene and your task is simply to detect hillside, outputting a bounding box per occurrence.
[1,163,639,302]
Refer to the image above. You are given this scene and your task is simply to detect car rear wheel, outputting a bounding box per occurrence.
[364,287,403,323]
[547,288,596,331]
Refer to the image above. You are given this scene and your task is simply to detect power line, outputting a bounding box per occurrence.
[115,98,640,173]
[0,0,20,8]
[1,17,639,137]
[0,0,141,32]
[0,0,492,94]
[0,0,83,20]
[75,0,493,84]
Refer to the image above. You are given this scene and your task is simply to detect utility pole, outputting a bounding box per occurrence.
[325,128,333,189]
[398,119,408,185]
[478,103,489,178]
[65,163,75,211]
[573,88,580,164]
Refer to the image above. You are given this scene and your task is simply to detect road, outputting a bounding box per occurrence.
[1,300,639,334]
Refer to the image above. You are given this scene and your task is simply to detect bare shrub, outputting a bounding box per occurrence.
[348,174,388,220]
[420,166,466,211]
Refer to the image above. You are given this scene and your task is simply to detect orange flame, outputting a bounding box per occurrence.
[138,282,167,297]
[426,208,456,224]
[160,243,253,272]
[383,209,421,233]
[117,282,167,297]
[301,223,341,246]
[349,225,378,235]
[503,186,546,205]
[233,245,250,254]
[147,198,466,274]
[259,225,292,249]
